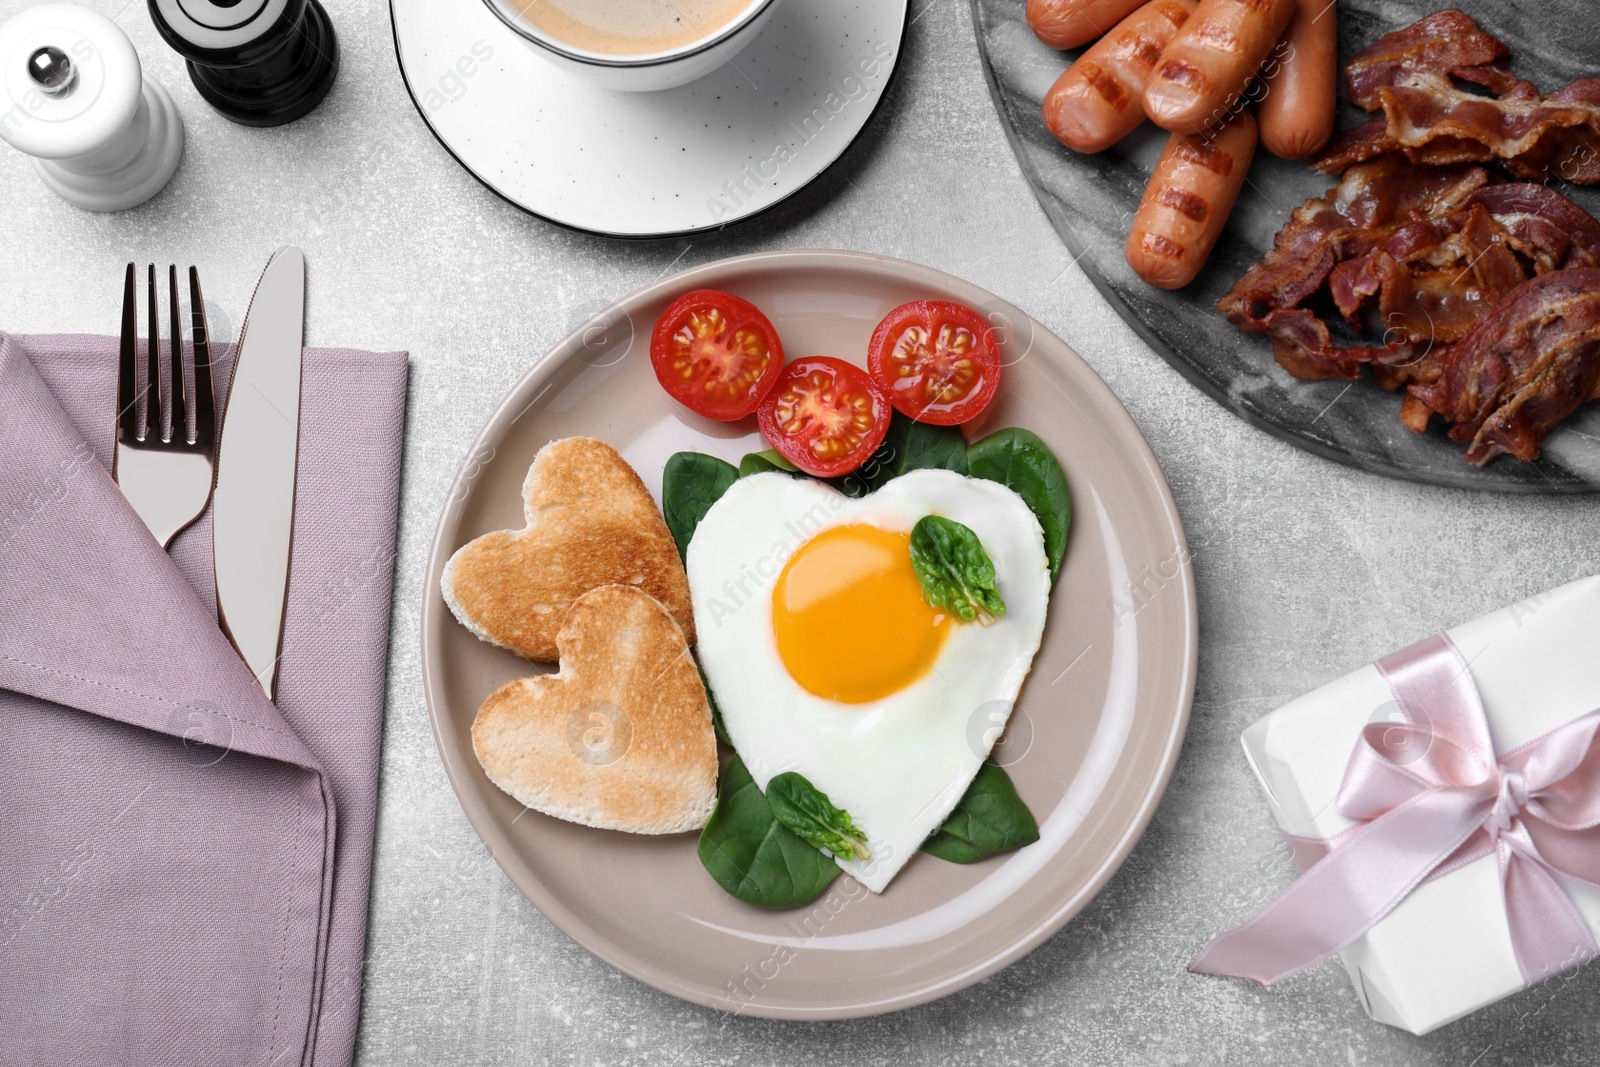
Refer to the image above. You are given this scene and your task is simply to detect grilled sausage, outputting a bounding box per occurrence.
[1027,0,1151,50]
[1256,0,1337,158]
[1125,108,1257,288]
[1043,0,1198,153]
[1140,0,1296,134]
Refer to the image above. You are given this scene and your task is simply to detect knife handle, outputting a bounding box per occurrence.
[145,0,338,128]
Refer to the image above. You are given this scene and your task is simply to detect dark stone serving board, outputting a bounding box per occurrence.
[972,0,1600,492]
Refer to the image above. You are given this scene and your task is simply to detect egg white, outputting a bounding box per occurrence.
[687,469,1051,893]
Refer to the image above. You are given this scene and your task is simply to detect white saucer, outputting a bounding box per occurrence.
[389,0,908,238]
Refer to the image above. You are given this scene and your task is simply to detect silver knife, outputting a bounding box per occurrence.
[213,246,305,701]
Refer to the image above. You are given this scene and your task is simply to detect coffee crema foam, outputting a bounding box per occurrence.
[516,0,756,56]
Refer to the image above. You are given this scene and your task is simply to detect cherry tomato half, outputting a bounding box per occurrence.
[649,289,785,421]
[866,300,1002,426]
[756,356,891,478]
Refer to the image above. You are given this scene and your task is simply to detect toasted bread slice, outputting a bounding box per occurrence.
[471,585,717,834]
[442,437,693,662]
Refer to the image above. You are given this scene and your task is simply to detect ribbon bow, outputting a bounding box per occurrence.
[1191,633,1600,986]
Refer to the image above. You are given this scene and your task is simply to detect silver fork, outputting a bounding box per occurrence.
[113,263,216,548]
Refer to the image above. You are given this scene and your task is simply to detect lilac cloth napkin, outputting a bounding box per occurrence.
[0,332,408,1067]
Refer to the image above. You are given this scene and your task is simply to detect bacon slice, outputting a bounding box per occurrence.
[1317,73,1600,183]
[1466,183,1600,271]
[1341,8,1507,109]
[1315,11,1600,183]
[1408,269,1600,464]
[1502,80,1600,184]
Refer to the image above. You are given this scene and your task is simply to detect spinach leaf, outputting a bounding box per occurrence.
[967,428,1071,584]
[696,661,731,747]
[909,515,1006,623]
[832,410,969,497]
[698,755,839,909]
[921,761,1040,863]
[661,451,738,562]
[733,412,967,498]
[738,450,800,478]
[766,772,871,861]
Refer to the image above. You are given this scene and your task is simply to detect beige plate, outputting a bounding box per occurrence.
[421,250,1198,1019]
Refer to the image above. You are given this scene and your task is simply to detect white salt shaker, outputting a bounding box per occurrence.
[0,3,183,211]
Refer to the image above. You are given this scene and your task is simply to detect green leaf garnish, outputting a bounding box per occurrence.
[765,772,871,861]
[967,428,1071,585]
[921,761,1040,863]
[697,756,839,909]
[738,449,800,477]
[661,451,738,562]
[909,514,1006,623]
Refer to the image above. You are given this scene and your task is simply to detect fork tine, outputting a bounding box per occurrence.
[189,266,215,449]
[118,263,138,444]
[168,265,187,446]
[146,263,161,443]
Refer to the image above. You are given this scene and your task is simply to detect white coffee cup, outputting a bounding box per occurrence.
[479,0,783,92]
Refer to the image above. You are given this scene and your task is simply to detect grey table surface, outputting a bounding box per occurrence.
[3,1,1597,1064]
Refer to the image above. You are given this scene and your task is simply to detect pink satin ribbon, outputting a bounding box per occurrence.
[1191,633,1600,986]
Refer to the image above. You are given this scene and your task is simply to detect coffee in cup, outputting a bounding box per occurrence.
[515,0,755,56]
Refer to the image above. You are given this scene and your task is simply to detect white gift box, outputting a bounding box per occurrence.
[1240,575,1600,1035]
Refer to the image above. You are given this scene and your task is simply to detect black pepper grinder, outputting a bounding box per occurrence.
[146,0,338,127]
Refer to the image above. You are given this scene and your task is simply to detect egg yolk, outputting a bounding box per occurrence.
[772,524,951,704]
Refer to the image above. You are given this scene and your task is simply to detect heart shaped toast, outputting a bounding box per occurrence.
[442,437,694,661]
[471,584,717,834]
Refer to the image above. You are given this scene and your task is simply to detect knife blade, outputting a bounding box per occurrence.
[213,246,305,701]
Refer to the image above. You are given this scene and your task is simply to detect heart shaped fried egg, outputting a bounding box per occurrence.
[687,469,1050,892]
